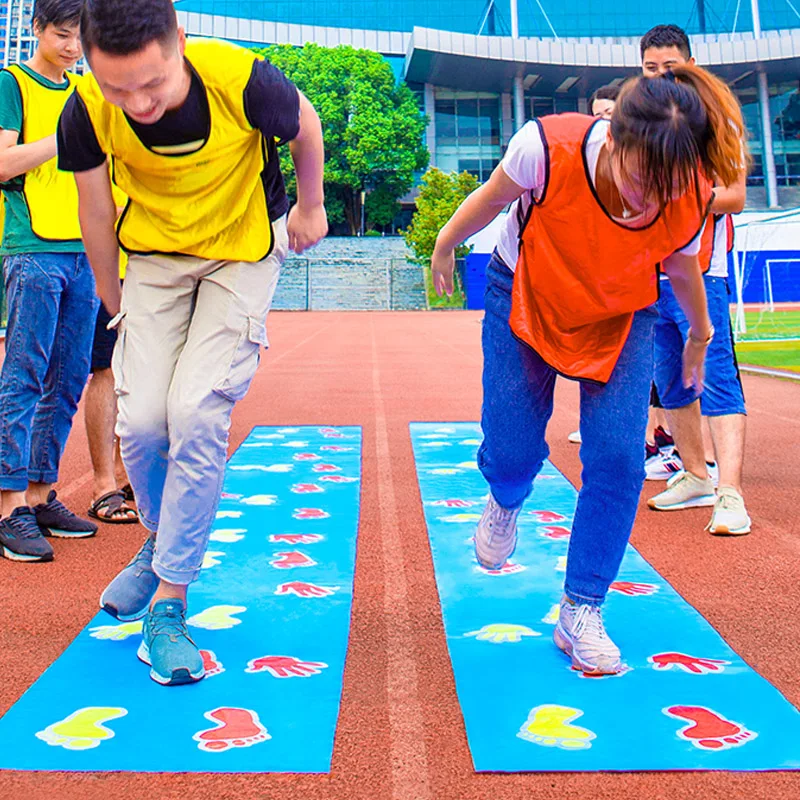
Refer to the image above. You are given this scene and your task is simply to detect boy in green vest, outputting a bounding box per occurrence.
[0,0,100,563]
[58,0,327,685]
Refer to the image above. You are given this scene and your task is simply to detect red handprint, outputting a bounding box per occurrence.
[269,533,323,545]
[320,445,352,452]
[293,453,320,461]
[318,427,339,434]
[322,432,344,438]
[431,499,474,508]
[293,508,330,519]
[650,652,730,674]
[275,581,339,598]
[313,463,341,472]
[246,655,329,678]
[528,510,567,523]
[291,483,323,494]
[318,475,358,483]
[609,581,659,596]
[478,561,526,576]
[541,526,571,540]
[270,551,317,569]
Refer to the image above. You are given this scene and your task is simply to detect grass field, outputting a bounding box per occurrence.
[733,309,800,373]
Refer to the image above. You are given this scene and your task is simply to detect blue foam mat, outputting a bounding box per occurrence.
[0,426,361,773]
[411,422,800,772]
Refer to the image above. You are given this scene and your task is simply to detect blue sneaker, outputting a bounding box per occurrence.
[34,490,98,538]
[0,507,54,562]
[137,598,205,686]
[100,536,159,621]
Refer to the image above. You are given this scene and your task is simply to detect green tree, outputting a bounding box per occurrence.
[402,167,480,263]
[257,43,429,234]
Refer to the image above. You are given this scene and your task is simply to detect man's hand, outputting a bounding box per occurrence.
[287,202,328,254]
[431,246,456,297]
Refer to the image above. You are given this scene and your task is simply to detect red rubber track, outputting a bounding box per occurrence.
[1,311,798,800]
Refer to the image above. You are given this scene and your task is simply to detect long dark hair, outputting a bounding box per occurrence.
[611,65,748,212]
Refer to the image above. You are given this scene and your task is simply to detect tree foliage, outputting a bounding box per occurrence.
[402,168,480,264]
[256,43,429,234]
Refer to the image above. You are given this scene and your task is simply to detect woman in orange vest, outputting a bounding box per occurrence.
[431,66,745,675]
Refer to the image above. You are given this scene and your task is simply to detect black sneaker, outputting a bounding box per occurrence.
[34,490,98,539]
[0,507,54,562]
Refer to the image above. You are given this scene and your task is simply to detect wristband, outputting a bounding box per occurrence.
[688,325,714,346]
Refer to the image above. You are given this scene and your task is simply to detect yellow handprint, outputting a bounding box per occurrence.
[464,623,541,643]
[89,620,143,641]
[188,605,247,630]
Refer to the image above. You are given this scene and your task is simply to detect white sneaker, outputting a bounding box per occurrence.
[567,430,582,444]
[553,597,622,675]
[706,487,751,535]
[645,451,684,481]
[474,495,520,569]
[647,470,716,511]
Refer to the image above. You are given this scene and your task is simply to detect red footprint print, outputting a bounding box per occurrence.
[320,445,352,452]
[318,475,358,483]
[291,483,323,494]
[665,706,757,750]
[313,463,341,473]
[478,561,526,576]
[199,649,225,678]
[431,499,475,508]
[541,526,571,540]
[269,533,323,545]
[293,508,330,520]
[194,707,270,752]
[293,453,320,461]
[529,510,567,523]
[609,581,659,596]
[270,551,317,569]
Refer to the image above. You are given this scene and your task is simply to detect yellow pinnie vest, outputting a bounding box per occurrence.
[77,39,274,262]
[3,64,81,242]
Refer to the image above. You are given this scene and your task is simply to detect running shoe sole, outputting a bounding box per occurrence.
[647,494,717,511]
[136,641,205,686]
[41,527,97,539]
[708,521,752,536]
[100,596,149,622]
[1,544,53,562]
[553,624,622,676]
[475,538,517,571]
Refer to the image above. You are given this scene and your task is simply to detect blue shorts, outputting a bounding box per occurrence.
[653,275,746,417]
[90,301,118,373]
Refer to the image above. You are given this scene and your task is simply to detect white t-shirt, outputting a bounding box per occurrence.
[707,214,730,278]
[495,119,703,271]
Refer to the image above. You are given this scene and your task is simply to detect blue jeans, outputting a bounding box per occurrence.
[0,253,98,491]
[654,275,746,416]
[478,252,656,604]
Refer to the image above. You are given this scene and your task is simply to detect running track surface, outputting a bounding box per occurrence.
[1,311,798,800]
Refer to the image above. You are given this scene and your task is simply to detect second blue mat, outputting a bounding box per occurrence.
[411,422,800,773]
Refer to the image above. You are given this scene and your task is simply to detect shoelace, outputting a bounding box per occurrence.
[487,499,517,542]
[150,604,190,643]
[715,491,741,511]
[571,603,609,645]
[42,496,76,518]
[6,513,44,540]
[134,537,155,565]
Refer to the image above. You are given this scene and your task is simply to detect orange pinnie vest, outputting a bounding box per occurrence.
[698,212,734,272]
[511,114,712,384]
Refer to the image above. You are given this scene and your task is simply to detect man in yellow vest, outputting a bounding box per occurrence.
[57,0,327,685]
[0,0,100,564]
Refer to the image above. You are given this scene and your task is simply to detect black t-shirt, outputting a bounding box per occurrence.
[57,57,300,221]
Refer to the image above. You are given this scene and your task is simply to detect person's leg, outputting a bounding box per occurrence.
[27,255,100,537]
[475,252,557,569]
[85,301,137,522]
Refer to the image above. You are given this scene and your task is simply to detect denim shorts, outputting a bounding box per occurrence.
[653,275,746,416]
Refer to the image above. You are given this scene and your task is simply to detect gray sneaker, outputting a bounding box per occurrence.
[137,598,205,686]
[0,507,54,562]
[553,597,622,675]
[647,470,716,511]
[474,495,521,569]
[707,488,751,536]
[100,536,159,621]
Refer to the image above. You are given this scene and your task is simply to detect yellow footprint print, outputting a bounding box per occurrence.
[89,621,143,641]
[36,707,128,751]
[441,513,482,523]
[188,605,247,630]
[518,705,596,750]
[202,551,226,569]
[542,604,560,625]
[209,529,246,543]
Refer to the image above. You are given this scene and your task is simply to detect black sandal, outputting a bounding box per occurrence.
[121,483,135,503]
[88,490,139,524]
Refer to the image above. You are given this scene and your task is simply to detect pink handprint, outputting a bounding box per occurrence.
[293,453,320,461]
[293,508,330,519]
[291,483,323,494]
[269,533,323,545]
[313,463,341,472]
[609,581,659,596]
[275,581,339,598]
[431,499,474,508]
[270,551,317,569]
[246,655,329,678]
[650,652,730,674]
[541,526,571,540]
[320,445,352,452]
[318,475,358,483]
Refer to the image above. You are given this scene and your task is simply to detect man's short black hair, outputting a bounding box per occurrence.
[33,0,83,30]
[639,24,692,60]
[590,84,620,107]
[80,0,178,56]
